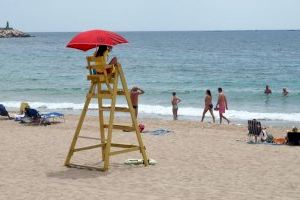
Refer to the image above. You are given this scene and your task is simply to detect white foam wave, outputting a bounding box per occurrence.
[2,101,300,122]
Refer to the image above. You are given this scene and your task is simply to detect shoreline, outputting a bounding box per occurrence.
[6,106,300,128]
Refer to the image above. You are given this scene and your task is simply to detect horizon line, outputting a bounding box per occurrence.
[26,29,300,33]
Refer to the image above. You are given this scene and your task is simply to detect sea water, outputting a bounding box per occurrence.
[0,31,300,124]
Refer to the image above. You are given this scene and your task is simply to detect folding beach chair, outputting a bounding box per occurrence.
[248,119,262,143]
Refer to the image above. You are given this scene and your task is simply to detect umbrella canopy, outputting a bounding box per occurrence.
[66,29,128,51]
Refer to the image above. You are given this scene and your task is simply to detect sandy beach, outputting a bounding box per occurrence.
[0,115,299,200]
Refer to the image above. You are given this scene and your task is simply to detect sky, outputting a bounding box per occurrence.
[0,0,300,32]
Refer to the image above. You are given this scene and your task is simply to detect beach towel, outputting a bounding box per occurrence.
[124,159,157,165]
[144,128,172,136]
[40,112,65,123]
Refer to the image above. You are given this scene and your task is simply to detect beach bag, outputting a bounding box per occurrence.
[273,137,287,145]
[287,132,300,145]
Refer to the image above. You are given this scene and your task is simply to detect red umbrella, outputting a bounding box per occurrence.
[66,29,128,51]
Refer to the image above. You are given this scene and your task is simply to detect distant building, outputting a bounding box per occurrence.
[0,21,13,30]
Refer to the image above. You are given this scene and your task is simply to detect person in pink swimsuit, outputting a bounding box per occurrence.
[215,87,230,124]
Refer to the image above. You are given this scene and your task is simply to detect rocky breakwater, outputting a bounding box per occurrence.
[0,29,31,38]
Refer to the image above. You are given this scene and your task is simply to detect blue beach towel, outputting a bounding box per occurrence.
[40,112,65,123]
[144,128,172,136]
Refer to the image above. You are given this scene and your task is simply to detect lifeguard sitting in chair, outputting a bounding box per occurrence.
[91,45,117,74]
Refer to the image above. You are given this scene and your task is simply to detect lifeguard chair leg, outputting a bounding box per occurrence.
[103,70,119,170]
[97,82,106,161]
[64,83,96,166]
[118,64,149,166]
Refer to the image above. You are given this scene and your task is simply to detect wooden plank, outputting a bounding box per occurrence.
[87,75,106,82]
[101,90,125,95]
[111,143,139,148]
[92,93,112,99]
[103,124,135,132]
[73,144,103,152]
[100,106,130,112]
[110,146,140,156]
[78,136,100,140]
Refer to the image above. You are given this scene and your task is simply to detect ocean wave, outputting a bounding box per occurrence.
[2,101,300,122]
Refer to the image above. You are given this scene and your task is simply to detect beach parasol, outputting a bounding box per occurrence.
[66,29,128,51]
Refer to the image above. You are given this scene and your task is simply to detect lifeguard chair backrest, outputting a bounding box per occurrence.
[86,56,106,75]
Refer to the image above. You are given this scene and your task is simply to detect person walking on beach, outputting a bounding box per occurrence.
[264,85,272,95]
[130,87,144,118]
[171,92,181,120]
[215,88,230,124]
[201,90,215,123]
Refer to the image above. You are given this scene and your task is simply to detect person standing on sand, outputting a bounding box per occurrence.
[264,85,272,95]
[215,88,230,124]
[171,92,181,120]
[130,87,144,118]
[201,89,215,123]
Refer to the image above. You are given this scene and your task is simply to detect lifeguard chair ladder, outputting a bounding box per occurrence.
[64,56,149,171]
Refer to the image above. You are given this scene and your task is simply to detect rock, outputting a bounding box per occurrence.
[0,29,31,38]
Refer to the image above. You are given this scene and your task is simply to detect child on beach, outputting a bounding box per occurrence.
[201,90,215,123]
[171,92,181,120]
[215,87,230,124]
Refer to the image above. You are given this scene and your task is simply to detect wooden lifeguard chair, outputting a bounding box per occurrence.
[64,56,149,171]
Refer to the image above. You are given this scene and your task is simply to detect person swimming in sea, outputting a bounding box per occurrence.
[264,85,272,95]
[282,88,289,96]
[215,87,230,124]
[171,92,181,120]
[201,89,215,123]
